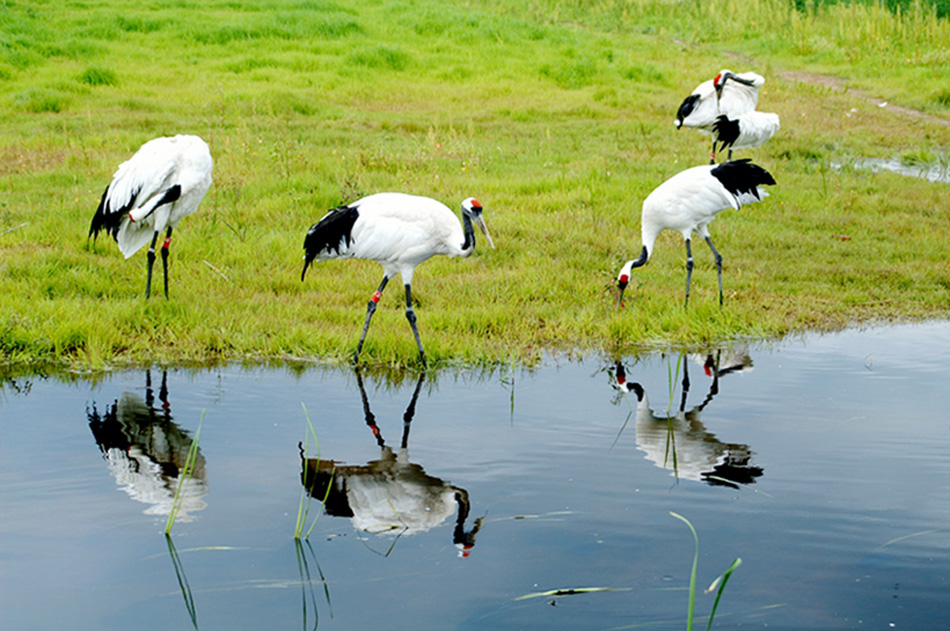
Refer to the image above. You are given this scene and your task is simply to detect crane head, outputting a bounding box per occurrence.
[462,198,495,249]
[616,260,634,309]
[714,70,756,97]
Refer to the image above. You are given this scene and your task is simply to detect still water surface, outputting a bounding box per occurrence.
[2,323,949,630]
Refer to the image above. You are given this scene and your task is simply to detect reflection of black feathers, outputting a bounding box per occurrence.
[703,457,764,489]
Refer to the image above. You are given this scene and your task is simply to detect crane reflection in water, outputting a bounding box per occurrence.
[301,369,482,556]
[612,349,764,488]
[87,369,208,522]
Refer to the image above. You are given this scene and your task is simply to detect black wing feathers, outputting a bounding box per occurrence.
[710,159,776,201]
[712,115,741,152]
[88,185,141,242]
[301,205,360,281]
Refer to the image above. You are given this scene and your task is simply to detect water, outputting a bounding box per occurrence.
[831,156,950,183]
[2,322,950,630]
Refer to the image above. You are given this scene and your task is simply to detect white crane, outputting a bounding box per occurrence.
[674,70,767,163]
[88,135,213,299]
[301,193,494,366]
[712,110,781,162]
[617,159,775,307]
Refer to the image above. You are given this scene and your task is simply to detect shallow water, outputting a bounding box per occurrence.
[832,156,950,183]
[2,322,950,630]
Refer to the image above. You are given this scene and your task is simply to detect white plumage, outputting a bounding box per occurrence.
[713,111,780,157]
[675,70,777,163]
[89,135,213,299]
[617,159,775,307]
[301,192,494,365]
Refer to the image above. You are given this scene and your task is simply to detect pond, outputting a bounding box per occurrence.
[2,322,949,630]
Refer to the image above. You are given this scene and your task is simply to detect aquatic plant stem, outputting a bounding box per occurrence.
[670,511,700,631]
[165,410,204,535]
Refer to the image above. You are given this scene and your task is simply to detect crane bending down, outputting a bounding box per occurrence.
[617,159,775,308]
[88,135,213,299]
[675,70,766,163]
[301,193,494,366]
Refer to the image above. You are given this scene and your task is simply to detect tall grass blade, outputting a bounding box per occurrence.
[705,557,743,631]
[296,403,334,540]
[165,410,204,535]
[670,511,700,631]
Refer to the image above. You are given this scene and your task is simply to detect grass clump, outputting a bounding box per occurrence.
[1,0,949,371]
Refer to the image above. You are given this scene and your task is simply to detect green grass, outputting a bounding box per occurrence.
[670,511,742,631]
[1,0,949,371]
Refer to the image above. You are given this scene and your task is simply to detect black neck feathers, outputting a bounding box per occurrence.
[460,211,476,252]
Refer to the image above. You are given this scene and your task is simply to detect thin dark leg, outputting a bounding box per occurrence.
[709,139,716,164]
[683,238,694,308]
[727,149,734,162]
[404,284,426,367]
[161,227,173,299]
[355,275,389,363]
[145,230,160,299]
[704,235,724,306]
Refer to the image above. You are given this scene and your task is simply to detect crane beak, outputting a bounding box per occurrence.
[475,216,495,249]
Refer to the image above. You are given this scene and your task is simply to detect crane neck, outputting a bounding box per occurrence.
[459,212,477,255]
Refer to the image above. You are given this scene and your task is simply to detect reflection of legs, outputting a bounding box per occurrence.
[145,230,160,299]
[404,284,426,367]
[679,354,690,413]
[161,227,173,299]
[401,371,426,448]
[704,235,724,306]
[683,238,694,307]
[355,276,389,362]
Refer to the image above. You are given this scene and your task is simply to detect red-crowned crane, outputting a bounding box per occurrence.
[712,110,781,162]
[675,70,768,163]
[301,193,494,366]
[88,135,213,299]
[617,159,775,308]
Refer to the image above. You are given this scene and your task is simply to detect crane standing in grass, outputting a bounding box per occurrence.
[617,159,775,308]
[88,135,213,299]
[675,70,772,163]
[301,193,494,366]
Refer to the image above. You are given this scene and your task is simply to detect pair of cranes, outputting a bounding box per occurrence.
[88,69,777,365]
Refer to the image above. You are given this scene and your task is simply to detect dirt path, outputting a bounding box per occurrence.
[778,69,950,128]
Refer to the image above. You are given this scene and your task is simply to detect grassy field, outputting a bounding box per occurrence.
[1,0,949,371]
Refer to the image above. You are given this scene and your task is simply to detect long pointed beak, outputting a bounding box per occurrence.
[475,216,495,249]
[617,276,628,309]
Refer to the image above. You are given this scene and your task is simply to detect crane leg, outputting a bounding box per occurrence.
[404,284,427,367]
[704,235,724,306]
[709,139,716,164]
[145,230,160,299]
[355,275,389,363]
[161,227,173,299]
[683,238,694,307]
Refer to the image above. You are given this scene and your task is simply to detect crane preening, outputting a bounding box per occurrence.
[675,70,778,163]
[617,159,775,308]
[88,135,213,299]
[301,193,494,366]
